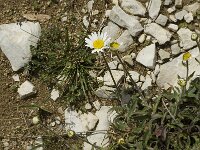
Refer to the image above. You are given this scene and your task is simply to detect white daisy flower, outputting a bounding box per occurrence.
[85,32,111,54]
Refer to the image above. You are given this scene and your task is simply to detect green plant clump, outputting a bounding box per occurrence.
[28,26,98,107]
[109,77,200,150]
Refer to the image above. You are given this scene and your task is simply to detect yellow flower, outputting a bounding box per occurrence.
[67,130,75,138]
[178,78,186,87]
[117,138,125,145]
[85,32,111,54]
[191,33,198,41]
[183,52,191,61]
[110,41,121,50]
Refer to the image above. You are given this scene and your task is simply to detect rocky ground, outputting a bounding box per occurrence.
[0,0,200,149]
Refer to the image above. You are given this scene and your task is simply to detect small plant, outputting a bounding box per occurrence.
[28,25,98,108]
[107,50,200,150]
[108,76,200,149]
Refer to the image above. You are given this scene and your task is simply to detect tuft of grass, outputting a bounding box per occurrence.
[28,25,98,108]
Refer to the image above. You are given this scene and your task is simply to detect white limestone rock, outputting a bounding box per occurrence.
[95,86,116,99]
[157,47,200,89]
[50,89,59,101]
[89,70,96,78]
[136,44,156,69]
[159,49,170,60]
[109,6,143,37]
[140,75,145,82]
[151,72,156,83]
[144,23,172,45]
[102,21,121,42]
[61,16,67,22]
[65,109,98,133]
[0,22,41,71]
[81,112,99,131]
[183,2,200,15]
[122,55,133,66]
[118,64,123,70]
[154,64,160,76]
[84,106,115,149]
[105,10,111,17]
[167,7,176,14]
[175,0,182,8]
[177,28,197,50]
[126,71,140,82]
[175,10,188,20]
[50,121,56,127]
[168,24,179,32]
[103,70,124,86]
[120,0,146,16]
[17,80,37,99]
[164,0,172,6]
[171,40,178,45]
[83,16,89,28]
[138,34,146,43]
[169,15,177,22]
[112,0,119,5]
[108,61,118,70]
[155,14,168,26]
[12,74,20,82]
[148,0,161,20]
[171,43,181,55]
[92,10,99,16]
[184,12,193,23]
[116,30,134,52]
[65,109,86,133]
[87,0,94,12]
[141,75,152,90]
[93,100,101,110]
[130,52,136,59]
[85,103,92,110]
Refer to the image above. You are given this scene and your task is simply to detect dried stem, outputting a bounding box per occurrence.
[114,51,144,99]
[102,53,122,102]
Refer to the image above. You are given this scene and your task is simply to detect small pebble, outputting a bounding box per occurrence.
[50,122,56,127]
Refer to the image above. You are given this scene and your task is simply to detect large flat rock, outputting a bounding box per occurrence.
[157,47,200,89]
[120,0,146,16]
[0,22,41,71]
[136,44,156,69]
[148,0,161,20]
[109,5,143,37]
[177,28,197,50]
[144,23,172,45]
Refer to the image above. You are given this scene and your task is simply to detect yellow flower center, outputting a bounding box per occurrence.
[110,42,120,49]
[93,39,104,49]
[183,52,191,61]
[178,79,186,87]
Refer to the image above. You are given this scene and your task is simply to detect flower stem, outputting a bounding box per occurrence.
[184,60,189,93]
[162,98,177,122]
[102,53,122,102]
[114,51,144,99]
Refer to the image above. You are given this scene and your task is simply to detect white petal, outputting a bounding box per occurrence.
[99,49,104,53]
[91,49,97,53]
[86,44,93,48]
[85,38,92,44]
[93,32,98,40]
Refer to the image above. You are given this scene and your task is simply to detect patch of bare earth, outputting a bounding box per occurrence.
[0,0,111,149]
